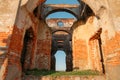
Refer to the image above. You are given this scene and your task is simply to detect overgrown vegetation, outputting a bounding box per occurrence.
[25,69,101,76]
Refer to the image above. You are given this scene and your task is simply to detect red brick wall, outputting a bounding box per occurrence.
[73,39,88,70]
[103,33,120,79]
[36,20,52,70]
[0,32,11,47]
[88,39,102,72]
[36,40,51,70]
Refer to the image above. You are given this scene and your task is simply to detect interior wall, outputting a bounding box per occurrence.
[81,0,120,79]
[35,20,52,70]
[21,27,37,71]
[0,0,20,80]
[72,16,101,70]
[5,1,39,79]
[88,39,102,72]
[73,0,120,79]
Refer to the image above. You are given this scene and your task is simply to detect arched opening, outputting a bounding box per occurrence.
[51,30,72,71]
[57,21,64,27]
[21,27,34,72]
[46,11,74,72]
[55,50,66,71]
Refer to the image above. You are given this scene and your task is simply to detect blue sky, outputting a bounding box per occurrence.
[45,0,79,71]
[45,0,79,4]
[46,0,79,19]
[55,50,66,71]
[47,12,76,19]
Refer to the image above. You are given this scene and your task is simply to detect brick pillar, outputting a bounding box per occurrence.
[51,55,56,71]
[66,53,73,71]
[5,26,24,80]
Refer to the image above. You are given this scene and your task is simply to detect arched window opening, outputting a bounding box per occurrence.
[57,21,64,27]
[45,0,80,5]
[55,50,66,71]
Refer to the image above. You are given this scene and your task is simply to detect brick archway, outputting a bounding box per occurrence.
[21,27,36,71]
[51,30,72,71]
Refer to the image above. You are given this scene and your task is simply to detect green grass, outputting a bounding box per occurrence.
[25,69,100,76]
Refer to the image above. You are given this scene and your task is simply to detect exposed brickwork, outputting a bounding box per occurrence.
[88,39,102,72]
[102,32,120,79]
[5,25,24,80]
[5,3,39,79]
[35,18,52,70]
[73,39,88,70]
[103,33,120,62]
[36,40,51,70]
[8,26,24,55]
[0,32,11,47]
[0,27,13,80]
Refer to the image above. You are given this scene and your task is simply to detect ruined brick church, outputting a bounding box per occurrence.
[0,0,120,80]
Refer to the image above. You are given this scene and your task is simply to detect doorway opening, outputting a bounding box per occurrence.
[51,30,72,71]
[55,50,66,71]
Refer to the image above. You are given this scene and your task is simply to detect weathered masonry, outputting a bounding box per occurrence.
[0,0,120,80]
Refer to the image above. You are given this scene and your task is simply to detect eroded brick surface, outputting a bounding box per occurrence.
[36,40,51,70]
[73,39,88,70]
